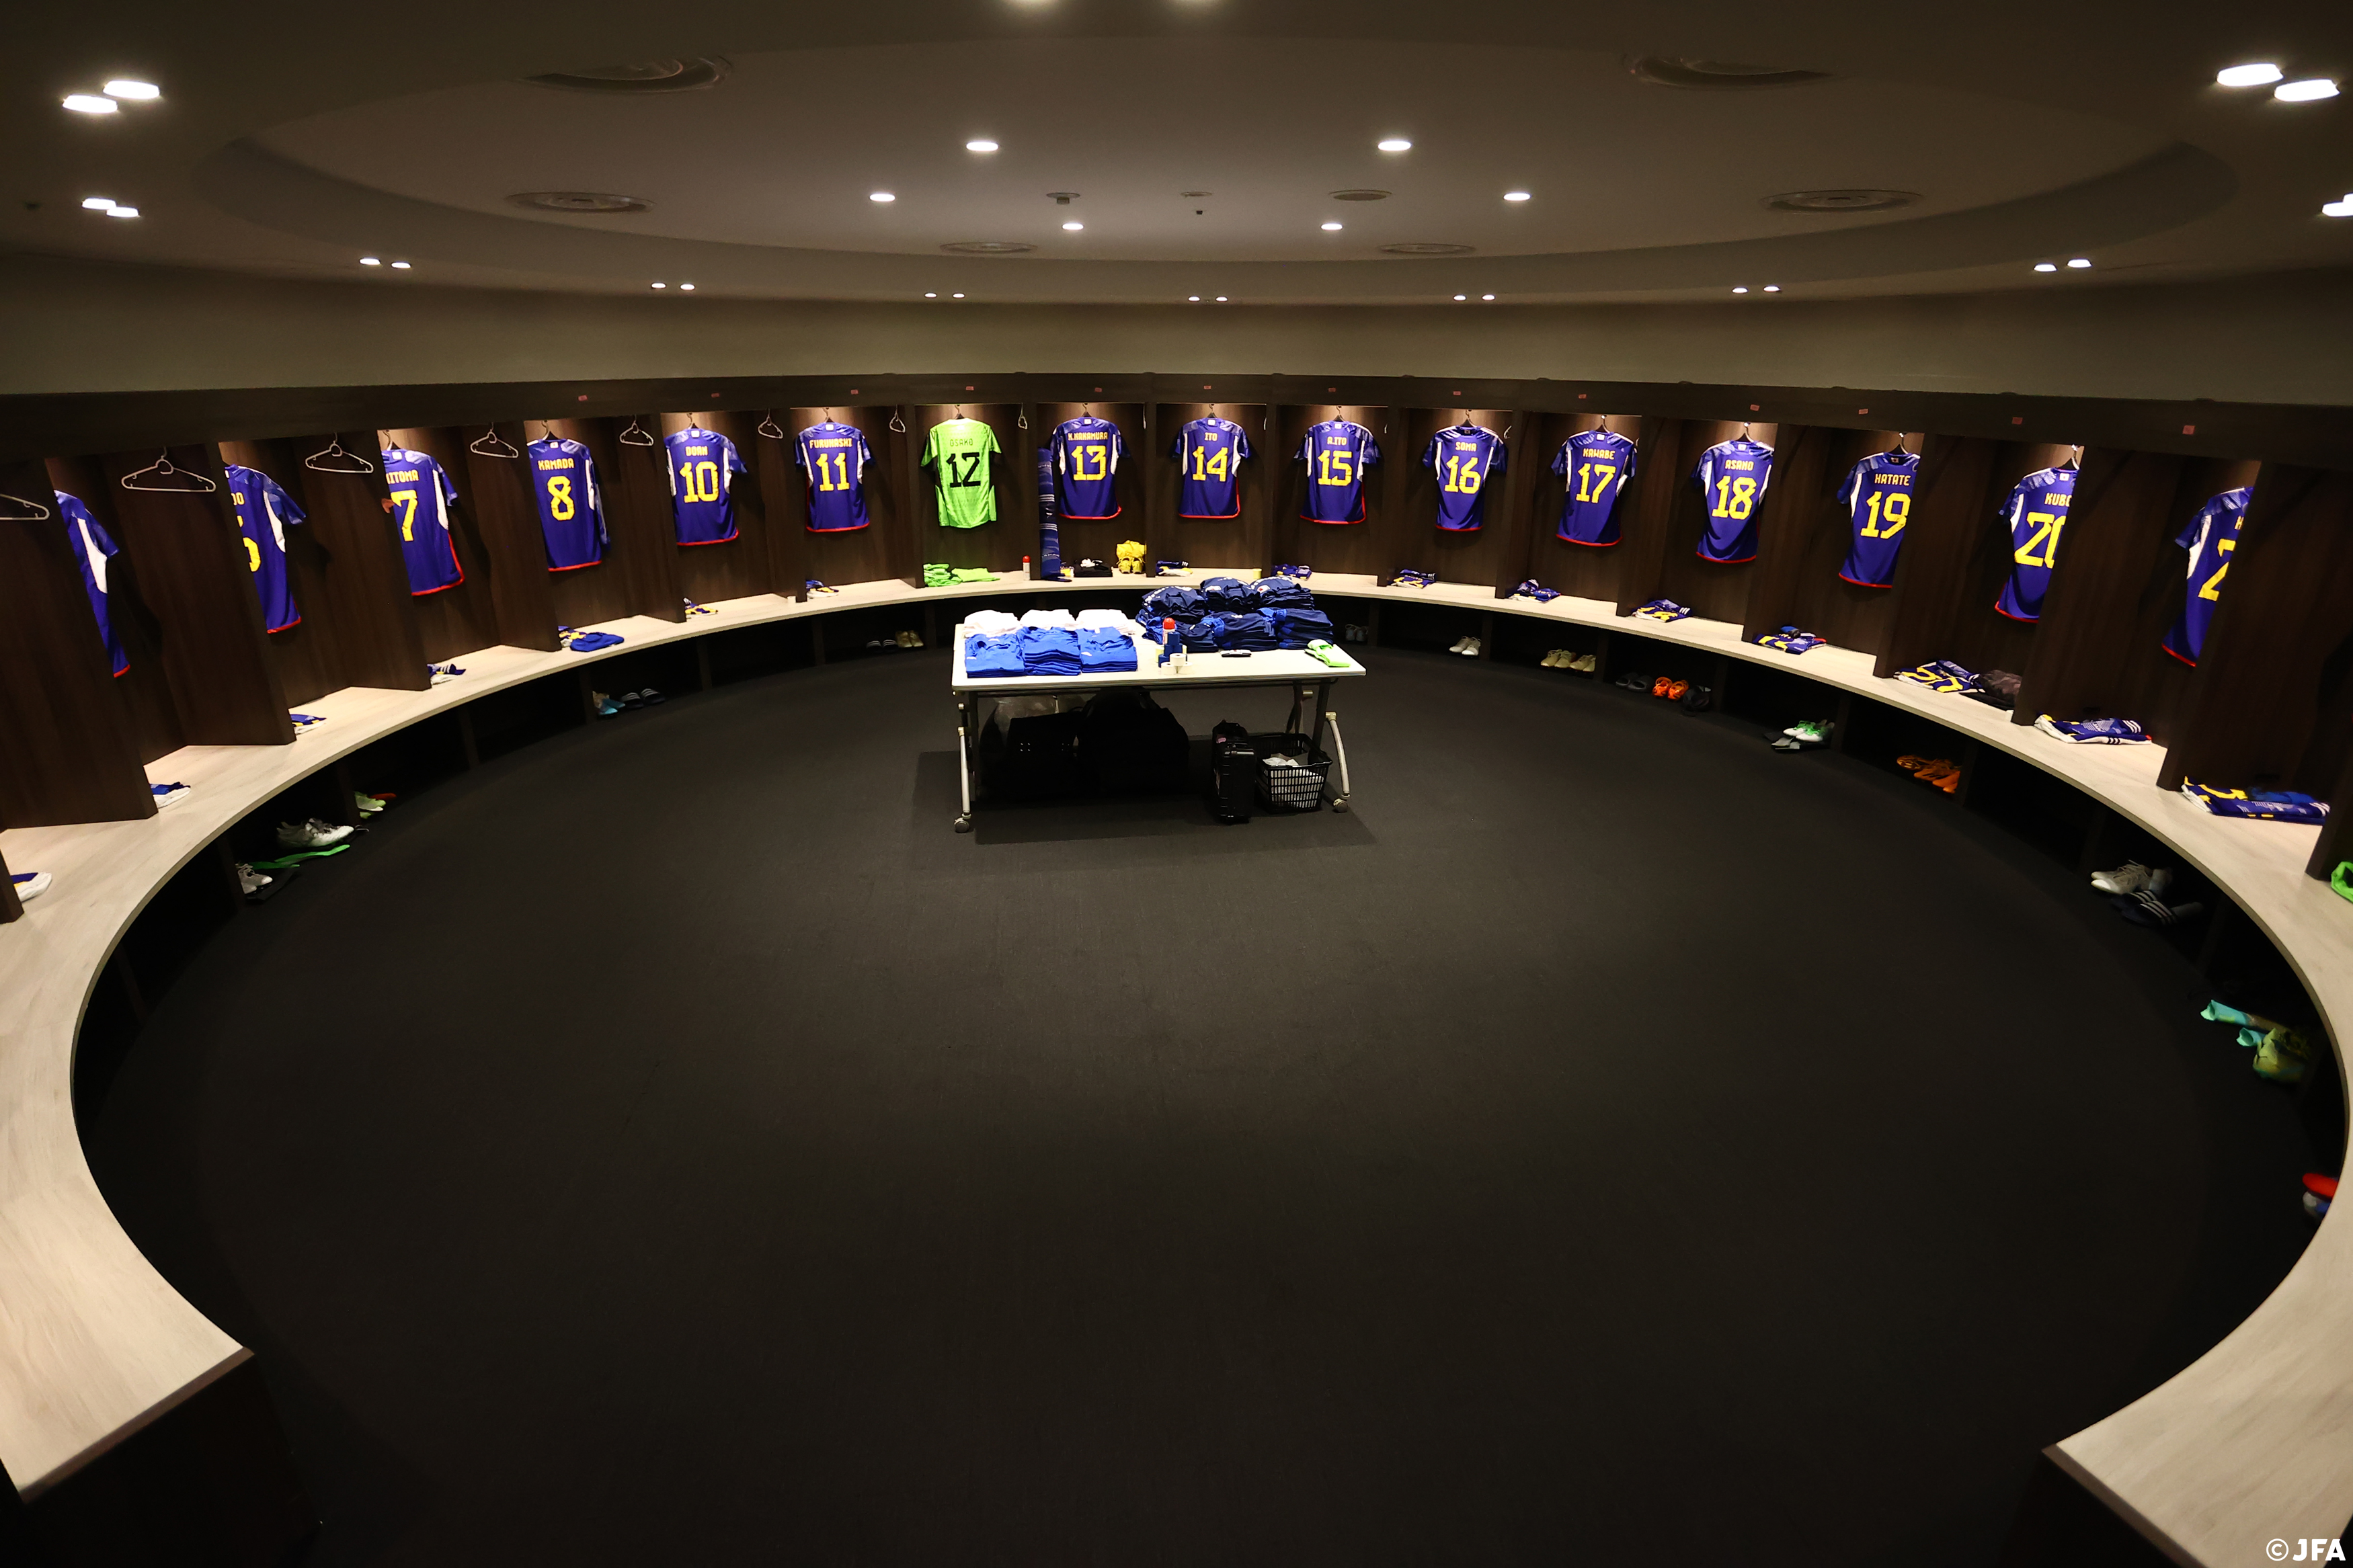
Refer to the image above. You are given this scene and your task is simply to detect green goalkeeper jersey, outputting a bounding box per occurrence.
[923,417,1001,528]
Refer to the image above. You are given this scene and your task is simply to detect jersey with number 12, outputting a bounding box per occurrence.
[664,427,748,545]
[1553,428,1636,546]
[528,437,608,571]
[1297,419,1381,524]
[381,447,464,595]
[1690,438,1775,563]
[1993,465,2077,621]
[1835,450,1919,587]
[924,418,1001,529]
[2162,485,2251,666]
[1172,416,1251,519]
[796,421,875,532]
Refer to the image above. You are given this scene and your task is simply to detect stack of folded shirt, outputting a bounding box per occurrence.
[1170,618,1223,653]
[1391,568,1437,587]
[924,563,1002,587]
[1199,575,1256,611]
[1630,599,1689,622]
[1248,575,1317,610]
[1141,585,1205,624]
[1075,607,1143,635]
[2034,714,2151,745]
[1019,607,1078,629]
[1079,626,1138,671]
[965,609,1021,635]
[1895,659,1983,694]
[2181,782,2330,823]
[964,632,1027,677]
[1266,607,1335,648]
[1755,625,1825,655]
[1210,611,1277,650]
[1510,579,1562,602]
[1016,624,1082,675]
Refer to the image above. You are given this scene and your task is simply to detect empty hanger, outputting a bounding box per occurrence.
[469,426,520,459]
[619,417,656,448]
[1016,407,1030,430]
[757,410,787,440]
[303,438,374,474]
[888,409,908,434]
[123,450,218,491]
[0,489,52,520]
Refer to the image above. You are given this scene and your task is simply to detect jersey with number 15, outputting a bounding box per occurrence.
[1553,428,1637,546]
[1835,449,1920,588]
[528,436,608,571]
[381,447,464,595]
[664,427,748,546]
[1297,419,1381,524]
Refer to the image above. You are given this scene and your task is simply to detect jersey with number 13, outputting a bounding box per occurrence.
[528,436,608,571]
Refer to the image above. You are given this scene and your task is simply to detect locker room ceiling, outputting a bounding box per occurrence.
[7,0,2351,306]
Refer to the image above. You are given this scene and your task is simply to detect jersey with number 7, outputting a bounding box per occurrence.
[1993,464,2077,621]
[527,436,608,571]
[924,417,1001,528]
[381,446,465,595]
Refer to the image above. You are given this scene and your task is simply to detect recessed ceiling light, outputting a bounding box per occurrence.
[1481,293,1495,300]
[360,257,381,265]
[1320,221,1343,231]
[389,260,410,269]
[2324,196,2353,217]
[952,292,965,298]
[81,196,116,209]
[2067,257,2092,268]
[1732,286,1749,294]
[1763,284,1780,292]
[102,79,159,99]
[965,138,999,152]
[1503,191,1531,202]
[651,280,666,288]
[1188,295,1201,302]
[870,192,896,202]
[1214,296,1228,302]
[1453,294,1468,301]
[62,94,117,114]
[2217,63,2283,87]
[678,282,694,290]
[1062,220,1084,231]
[1377,138,1412,152]
[104,206,138,218]
[2276,78,2340,101]
[2034,261,2058,272]
[925,291,938,297]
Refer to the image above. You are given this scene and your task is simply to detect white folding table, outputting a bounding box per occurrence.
[948,626,1367,832]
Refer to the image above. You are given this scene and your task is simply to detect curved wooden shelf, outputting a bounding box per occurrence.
[1,572,2345,1561]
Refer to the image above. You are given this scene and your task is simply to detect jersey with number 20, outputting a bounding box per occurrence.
[1993,466,2077,622]
[528,437,608,571]
[664,427,748,546]
[381,448,463,595]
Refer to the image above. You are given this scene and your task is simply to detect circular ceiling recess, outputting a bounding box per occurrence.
[507,190,651,214]
[527,58,729,93]
[1330,190,1392,202]
[1630,56,1832,89]
[1380,242,1475,256]
[939,240,1036,255]
[1765,188,1922,213]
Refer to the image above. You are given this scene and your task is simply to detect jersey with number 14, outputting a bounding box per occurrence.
[1172,417,1251,519]
[664,428,747,546]
[1423,423,1507,531]
[1553,428,1636,545]
[1993,466,2077,621]
[1298,419,1381,524]
[528,437,607,571]
[924,418,1000,529]
[796,421,875,532]
[1835,450,1919,587]
[381,448,464,595]
[1691,438,1775,563]
[2163,485,2251,667]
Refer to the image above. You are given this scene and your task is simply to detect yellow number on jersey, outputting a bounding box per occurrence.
[1317,449,1354,487]
[2014,509,2063,567]
[1860,491,1911,538]
[2198,536,2235,601]
[1712,476,1758,520]
[390,489,419,542]
[548,475,575,521]
[243,536,261,572]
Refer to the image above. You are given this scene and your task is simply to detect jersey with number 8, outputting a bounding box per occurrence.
[1993,464,2078,621]
[528,436,608,571]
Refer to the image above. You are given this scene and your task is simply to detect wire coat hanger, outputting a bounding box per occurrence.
[469,427,520,459]
[303,438,374,474]
[0,489,52,520]
[619,417,656,448]
[758,410,787,440]
[888,409,908,434]
[123,450,218,492]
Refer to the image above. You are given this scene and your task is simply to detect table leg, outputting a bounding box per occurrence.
[953,694,975,833]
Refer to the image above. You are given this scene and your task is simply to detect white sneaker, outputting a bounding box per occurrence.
[152,782,192,809]
[354,792,385,817]
[2091,861,2152,895]
[276,819,353,850]
[1446,636,1470,654]
[236,864,272,896]
[12,871,52,903]
[1459,637,1481,657]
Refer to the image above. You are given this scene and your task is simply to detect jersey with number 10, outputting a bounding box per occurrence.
[1835,450,1920,587]
[1423,424,1507,531]
[1298,419,1381,524]
[1172,417,1251,519]
[1049,416,1126,520]
[528,437,607,571]
[1691,439,1775,563]
[924,418,1000,529]
[381,448,463,595]
[664,427,747,546]
[796,421,875,532]
[1553,429,1636,546]
[225,463,309,630]
[2162,485,2252,667]
[1993,466,2077,621]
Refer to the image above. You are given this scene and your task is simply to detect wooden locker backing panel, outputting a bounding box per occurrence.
[1876,438,2067,682]
[1153,403,1275,574]
[1652,421,1782,628]
[1946,443,2074,685]
[1743,427,1905,659]
[99,445,294,744]
[284,433,430,694]
[1393,407,1514,589]
[908,404,1023,575]
[0,459,157,827]
[44,455,186,761]
[1480,409,1546,598]
[2161,466,2353,792]
[530,418,636,630]
[657,410,776,605]
[381,426,500,665]
[1036,403,1143,575]
[1270,405,1389,577]
[594,416,688,623]
[455,421,563,651]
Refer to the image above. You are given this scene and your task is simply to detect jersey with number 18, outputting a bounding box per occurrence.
[1690,438,1776,563]
[528,436,608,571]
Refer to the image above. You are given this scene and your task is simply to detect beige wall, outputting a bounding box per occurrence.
[5,252,2350,408]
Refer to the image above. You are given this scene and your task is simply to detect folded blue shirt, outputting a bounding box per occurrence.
[1140,586,1203,625]
[965,632,1027,677]
[1214,610,1278,651]
[1079,626,1139,672]
[1266,608,1334,648]
[1199,575,1255,611]
[1248,575,1317,610]
[1016,624,1083,675]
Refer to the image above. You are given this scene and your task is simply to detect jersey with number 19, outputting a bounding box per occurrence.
[1297,419,1381,524]
[1690,438,1776,563]
[796,421,875,532]
[1171,416,1251,519]
[664,427,748,545]
[1834,450,1919,587]
[1552,428,1637,545]
[528,436,607,570]
[1993,465,2077,621]
[381,447,464,595]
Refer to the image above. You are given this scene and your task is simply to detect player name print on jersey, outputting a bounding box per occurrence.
[1172,415,1252,520]
[2163,485,2253,666]
[381,447,465,596]
[1993,464,2078,621]
[1298,419,1381,524]
[664,427,748,546]
[796,421,875,532]
[225,463,309,630]
[1552,427,1637,546]
[1422,423,1506,532]
[528,436,608,571]
[1691,438,1776,563]
[1050,415,1126,520]
[1835,448,1919,588]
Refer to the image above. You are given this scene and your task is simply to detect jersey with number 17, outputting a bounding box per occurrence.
[1553,428,1636,545]
[528,436,608,570]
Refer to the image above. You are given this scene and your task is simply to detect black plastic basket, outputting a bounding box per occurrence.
[1252,733,1332,811]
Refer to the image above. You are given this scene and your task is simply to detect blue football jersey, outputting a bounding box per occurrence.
[224,463,308,631]
[1172,416,1252,519]
[795,421,875,533]
[1422,423,1507,532]
[528,437,607,571]
[664,427,747,546]
[57,491,127,676]
[1552,429,1637,546]
[1051,415,1126,520]
[1993,465,2077,621]
[2162,485,2252,667]
[381,448,463,596]
[1834,450,1920,587]
[1691,438,1775,563]
[1298,419,1381,524]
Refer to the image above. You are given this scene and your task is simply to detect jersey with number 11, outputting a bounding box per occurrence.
[796,421,875,532]
[528,437,608,571]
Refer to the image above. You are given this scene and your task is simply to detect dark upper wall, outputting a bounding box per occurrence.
[5,253,2351,409]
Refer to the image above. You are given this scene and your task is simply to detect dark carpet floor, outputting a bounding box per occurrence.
[84,649,2315,1566]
